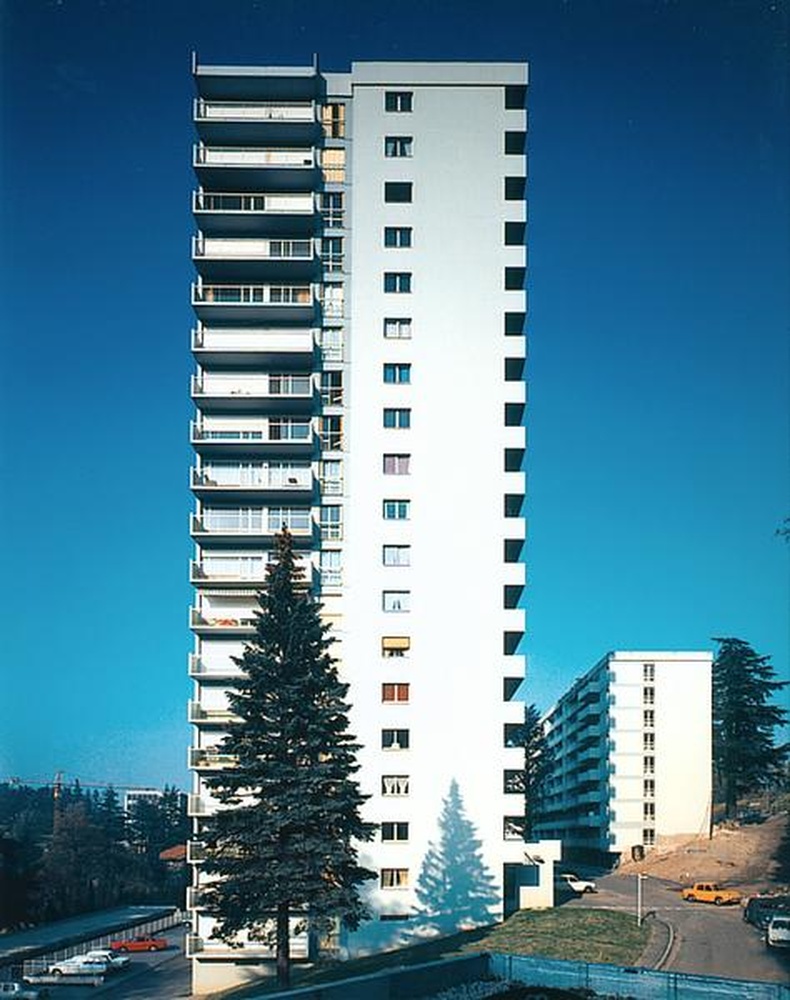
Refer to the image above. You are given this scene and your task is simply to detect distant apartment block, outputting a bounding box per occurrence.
[123,788,164,814]
[187,55,528,993]
[535,651,712,859]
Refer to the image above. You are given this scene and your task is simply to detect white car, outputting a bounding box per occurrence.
[48,955,108,977]
[766,915,790,949]
[84,949,130,971]
[558,872,597,893]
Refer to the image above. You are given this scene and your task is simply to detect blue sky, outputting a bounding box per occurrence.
[1,0,787,791]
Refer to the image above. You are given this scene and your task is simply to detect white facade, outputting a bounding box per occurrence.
[187,57,528,994]
[536,651,712,859]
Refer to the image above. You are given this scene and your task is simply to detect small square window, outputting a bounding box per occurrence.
[319,505,342,540]
[504,176,526,200]
[381,821,409,841]
[643,663,656,682]
[383,453,410,475]
[381,729,410,750]
[643,827,656,846]
[383,499,410,520]
[504,222,526,246]
[504,267,525,290]
[503,817,524,841]
[384,272,412,294]
[384,317,412,339]
[380,867,409,888]
[504,130,526,154]
[643,802,656,821]
[385,91,413,112]
[383,544,411,566]
[382,682,410,703]
[384,226,412,248]
[384,182,413,203]
[384,136,413,157]
[504,312,525,336]
[383,408,411,429]
[381,774,409,796]
[383,591,410,613]
[383,363,411,384]
[505,85,526,110]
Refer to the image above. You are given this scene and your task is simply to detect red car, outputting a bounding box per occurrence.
[109,935,169,953]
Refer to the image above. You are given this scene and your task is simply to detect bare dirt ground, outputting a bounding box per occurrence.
[616,812,790,891]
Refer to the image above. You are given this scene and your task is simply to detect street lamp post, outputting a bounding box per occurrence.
[636,873,648,926]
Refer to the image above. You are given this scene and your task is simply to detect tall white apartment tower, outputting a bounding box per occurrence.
[188,56,528,993]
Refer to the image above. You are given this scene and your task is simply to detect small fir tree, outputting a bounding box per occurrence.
[518,704,554,840]
[200,529,376,988]
[712,637,788,818]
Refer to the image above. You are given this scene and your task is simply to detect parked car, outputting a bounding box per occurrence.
[83,949,130,971]
[766,915,790,949]
[743,893,790,929]
[557,872,597,894]
[681,882,740,906]
[109,935,169,953]
[0,982,49,999]
[47,955,108,976]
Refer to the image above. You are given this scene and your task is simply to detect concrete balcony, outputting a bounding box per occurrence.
[192,235,318,281]
[191,373,314,414]
[191,326,316,367]
[189,747,238,771]
[190,554,314,586]
[190,510,314,545]
[194,99,319,145]
[190,419,314,458]
[188,654,245,681]
[190,609,257,637]
[193,144,318,190]
[188,701,241,726]
[192,282,315,323]
[193,190,316,236]
[191,464,314,502]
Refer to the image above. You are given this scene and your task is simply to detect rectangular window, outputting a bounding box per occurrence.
[321,236,344,272]
[318,415,343,450]
[504,312,525,336]
[384,317,412,339]
[320,505,342,541]
[384,272,412,293]
[643,778,655,798]
[504,130,526,154]
[503,770,524,794]
[643,755,655,776]
[319,459,343,495]
[505,85,527,109]
[384,136,413,157]
[383,591,410,612]
[643,802,656,821]
[381,821,409,841]
[319,549,342,587]
[380,867,409,888]
[643,686,655,705]
[643,662,655,682]
[321,103,346,138]
[381,774,409,796]
[383,363,411,384]
[385,91,413,112]
[383,454,410,475]
[643,732,655,752]
[503,817,524,841]
[382,682,410,703]
[504,176,526,200]
[384,182,413,203]
[322,147,345,183]
[384,226,412,247]
[321,191,344,228]
[503,723,522,748]
[643,710,655,729]
[320,371,343,405]
[643,828,656,846]
[383,408,411,429]
[383,499,410,520]
[381,729,410,750]
[383,544,411,566]
[382,636,410,656]
[504,221,526,246]
[504,267,526,290]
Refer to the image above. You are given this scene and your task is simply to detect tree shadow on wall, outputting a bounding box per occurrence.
[415,779,500,935]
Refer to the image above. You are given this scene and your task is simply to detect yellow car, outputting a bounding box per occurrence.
[681,882,741,906]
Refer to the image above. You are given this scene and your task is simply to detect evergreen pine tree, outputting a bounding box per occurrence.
[712,637,788,817]
[200,529,375,988]
[519,704,554,840]
[415,780,499,933]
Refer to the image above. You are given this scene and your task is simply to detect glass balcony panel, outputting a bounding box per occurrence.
[196,100,315,123]
[195,146,315,168]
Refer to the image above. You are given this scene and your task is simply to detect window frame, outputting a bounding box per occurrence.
[383,317,412,339]
[383,408,411,429]
[383,499,411,520]
[384,135,414,158]
[384,272,412,294]
[383,453,411,475]
[384,181,413,203]
[382,590,410,613]
[384,91,413,112]
[384,226,413,248]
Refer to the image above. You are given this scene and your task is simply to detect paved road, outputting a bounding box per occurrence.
[561,873,790,984]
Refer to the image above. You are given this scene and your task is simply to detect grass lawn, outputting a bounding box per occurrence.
[221,908,650,997]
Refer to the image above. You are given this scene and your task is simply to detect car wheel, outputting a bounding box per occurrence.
[714,897,723,906]
[686,895,696,903]
[148,945,158,952]
[118,947,128,953]
[52,970,63,977]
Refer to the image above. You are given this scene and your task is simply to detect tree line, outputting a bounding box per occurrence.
[0,781,190,930]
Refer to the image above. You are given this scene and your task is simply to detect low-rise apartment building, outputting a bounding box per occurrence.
[535,650,712,860]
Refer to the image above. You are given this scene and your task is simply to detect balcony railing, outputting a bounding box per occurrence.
[190,609,257,633]
[192,327,316,358]
[189,748,238,770]
[191,554,313,583]
[195,99,315,123]
[191,373,313,400]
[194,145,315,168]
[190,420,314,450]
[192,283,312,305]
[193,236,314,261]
[190,509,313,537]
[192,465,313,492]
[193,190,314,215]
[188,655,245,680]
[188,701,241,725]
[187,794,216,816]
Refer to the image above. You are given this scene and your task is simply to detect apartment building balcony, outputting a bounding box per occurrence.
[193,144,318,190]
[192,326,316,367]
[185,935,308,960]
[192,281,315,323]
[190,554,314,586]
[193,190,316,236]
[189,747,238,771]
[191,373,314,414]
[190,419,314,458]
[187,795,215,817]
[190,609,257,636]
[188,700,241,726]
[187,840,208,864]
[190,509,314,545]
[192,235,318,282]
[194,99,319,145]
[191,464,315,502]
[188,654,245,681]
